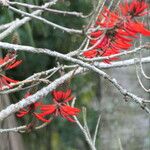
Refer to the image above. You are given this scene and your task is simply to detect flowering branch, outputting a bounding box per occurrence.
[0,1,150,150]
[0,62,149,122]
[0,42,149,114]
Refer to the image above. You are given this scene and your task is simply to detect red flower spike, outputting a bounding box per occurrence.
[83,1,150,63]
[39,90,80,122]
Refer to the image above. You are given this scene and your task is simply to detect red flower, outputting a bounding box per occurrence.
[39,90,80,122]
[0,52,22,90]
[0,75,18,89]
[119,0,148,18]
[83,1,150,62]
[83,6,133,60]
[0,52,22,70]
[17,92,50,123]
[83,27,133,60]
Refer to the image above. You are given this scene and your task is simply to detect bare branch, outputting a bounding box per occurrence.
[93,114,101,146]
[9,6,83,34]
[0,19,19,31]
[8,1,91,18]
[94,56,150,69]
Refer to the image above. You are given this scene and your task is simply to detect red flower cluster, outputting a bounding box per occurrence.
[83,0,150,63]
[0,52,22,89]
[17,90,80,123]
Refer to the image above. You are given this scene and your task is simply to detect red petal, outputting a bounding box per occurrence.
[64,96,74,103]
[53,91,63,101]
[2,75,18,83]
[40,104,56,111]
[34,102,43,108]
[16,111,28,117]
[90,31,103,37]
[0,76,10,88]
[40,106,56,116]
[60,110,76,122]
[63,89,71,99]
[61,105,80,115]
[7,60,22,69]
[83,49,98,58]
[34,113,51,122]
[115,33,133,42]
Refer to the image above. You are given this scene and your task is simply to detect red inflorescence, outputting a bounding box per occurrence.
[39,89,80,122]
[41,90,80,122]
[0,52,22,89]
[17,90,80,123]
[83,0,150,63]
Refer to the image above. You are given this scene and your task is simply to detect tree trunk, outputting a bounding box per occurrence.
[0,95,25,150]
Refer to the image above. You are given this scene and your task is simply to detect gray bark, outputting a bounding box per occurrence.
[0,95,25,150]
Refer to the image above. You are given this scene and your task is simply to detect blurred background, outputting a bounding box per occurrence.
[0,0,150,149]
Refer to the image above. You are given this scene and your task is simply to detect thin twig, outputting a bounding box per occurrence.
[93,114,101,146]
[9,1,91,18]
[9,6,83,34]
